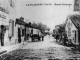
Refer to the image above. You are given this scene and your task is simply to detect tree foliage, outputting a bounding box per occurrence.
[58,25,65,34]
[31,22,50,33]
[31,22,37,28]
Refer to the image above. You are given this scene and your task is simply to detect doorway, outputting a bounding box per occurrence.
[18,28,21,43]
[0,25,6,46]
[78,30,80,45]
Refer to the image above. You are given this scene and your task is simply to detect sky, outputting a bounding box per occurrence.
[16,0,74,31]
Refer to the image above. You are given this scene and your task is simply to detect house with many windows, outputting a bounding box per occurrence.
[65,14,80,45]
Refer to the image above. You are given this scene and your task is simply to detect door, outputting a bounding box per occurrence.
[78,30,80,45]
[0,25,5,46]
[73,30,76,44]
[75,31,76,43]
[18,28,21,43]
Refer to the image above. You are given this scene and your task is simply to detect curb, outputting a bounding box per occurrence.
[0,41,29,56]
[0,49,7,55]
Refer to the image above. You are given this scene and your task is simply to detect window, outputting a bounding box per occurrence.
[22,29,25,36]
[8,20,14,37]
[68,28,71,37]
[72,30,76,43]
[67,22,71,28]
[71,22,72,26]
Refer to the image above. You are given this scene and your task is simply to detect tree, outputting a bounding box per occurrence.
[57,24,67,43]
[31,22,38,28]
[47,28,50,31]
[37,23,48,33]
[58,26,65,33]
[31,22,50,34]
[28,22,31,26]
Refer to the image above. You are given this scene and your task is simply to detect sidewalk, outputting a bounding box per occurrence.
[0,41,29,56]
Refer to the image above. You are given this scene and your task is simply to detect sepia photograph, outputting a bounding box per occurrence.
[0,0,80,60]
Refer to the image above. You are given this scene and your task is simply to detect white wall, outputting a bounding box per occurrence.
[65,18,79,45]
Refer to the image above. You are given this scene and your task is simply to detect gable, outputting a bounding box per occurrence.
[65,17,77,31]
[65,14,80,29]
[69,14,80,28]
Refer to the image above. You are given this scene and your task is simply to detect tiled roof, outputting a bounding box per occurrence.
[69,14,80,28]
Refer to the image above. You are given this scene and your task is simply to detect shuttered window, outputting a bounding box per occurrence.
[8,20,14,37]
[12,20,14,36]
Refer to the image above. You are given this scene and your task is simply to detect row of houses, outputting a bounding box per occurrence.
[0,15,33,47]
[0,0,42,47]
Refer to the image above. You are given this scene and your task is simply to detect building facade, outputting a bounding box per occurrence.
[65,14,80,45]
[15,18,26,43]
[0,0,16,46]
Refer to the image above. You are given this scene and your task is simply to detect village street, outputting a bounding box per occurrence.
[0,35,80,60]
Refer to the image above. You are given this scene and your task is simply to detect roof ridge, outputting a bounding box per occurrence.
[69,14,80,28]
